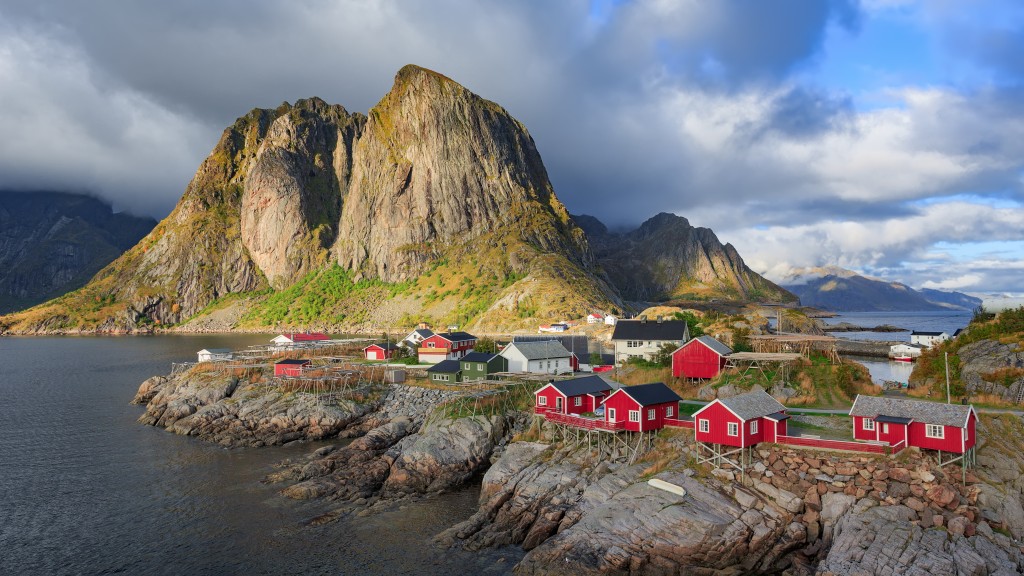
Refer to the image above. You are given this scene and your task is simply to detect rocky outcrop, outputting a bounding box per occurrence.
[0,191,154,314]
[577,212,794,303]
[956,339,1024,402]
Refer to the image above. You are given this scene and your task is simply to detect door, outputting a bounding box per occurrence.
[556,397,563,412]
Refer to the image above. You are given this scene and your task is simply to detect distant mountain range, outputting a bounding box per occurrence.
[0,191,155,314]
[781,266,982,312]
[0,65,791,334]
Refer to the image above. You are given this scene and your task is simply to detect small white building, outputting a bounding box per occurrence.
[604,314,618,326]
[538,323,568,333]
[499,340,573,374]
[197,348,233,362]
[587,313,603,324]
[910,331,949,347]
[401,328,434,348]
[889,343,923,359]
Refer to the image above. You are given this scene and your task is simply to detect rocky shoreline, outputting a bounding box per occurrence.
[133,367,1024,574]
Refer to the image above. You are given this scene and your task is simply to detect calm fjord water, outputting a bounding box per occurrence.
[0,335,514,575]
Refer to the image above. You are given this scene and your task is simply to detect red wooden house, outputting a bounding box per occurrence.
[534,375,613,415]
[274,358,311,377]
[849,395,977,453]
[418,331,477,364]
[693,388,788,448]
[603,382,682,432]
[363,342,399,361]
[671,335,733,380]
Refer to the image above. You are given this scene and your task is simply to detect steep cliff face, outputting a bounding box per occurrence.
[335,66,589,282]
[578,212,794,303]
[0,192,155,314]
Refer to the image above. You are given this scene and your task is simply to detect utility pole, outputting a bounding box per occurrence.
[945,352,951,404]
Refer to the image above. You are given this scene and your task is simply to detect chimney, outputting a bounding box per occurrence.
[657,316,663,323]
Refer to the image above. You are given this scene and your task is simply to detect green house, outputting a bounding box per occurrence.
[459,352,508,382]
[427,359,462,383]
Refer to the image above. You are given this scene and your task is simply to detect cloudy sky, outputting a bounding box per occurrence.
[1,0,1022,296]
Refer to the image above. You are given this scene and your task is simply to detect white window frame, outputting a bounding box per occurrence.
[647,408,655,420]
[608,408,616,421]
[699,419,709,433]
[925,424,944,439]
[863,418,875,431]
[629,410,640,422]
[574,396,582,407]
[427,342,435,348]
[882,423,889,434]
[666,405,674,418]
[727,422,739,436]
[538,396,547,406]
[750,420,758,434]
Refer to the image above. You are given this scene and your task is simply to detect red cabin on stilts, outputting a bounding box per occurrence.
[274,358,311,377]
[534,375,613,415]
[602,382,682,432]
[849,395,977,454]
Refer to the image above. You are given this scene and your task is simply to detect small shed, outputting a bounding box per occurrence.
[587,313,604,324]
[534,375,613,415]
[603,382,682,432]
[363,342,399,361]
[692,388,787,448]
[849,395,977,454]
[426,359,462,383]
[197,348,232,362]
[274,358,311,377]
[671,335,732,380]
[272,332,329,347]
[499,340,573,374]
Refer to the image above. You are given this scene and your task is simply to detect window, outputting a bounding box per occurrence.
[863,418,875,431]
[629,410,640,422]
[547,361,552,370]
[608,408,616,421]
[882,423,889,434]
[699,419,709,433]
[538,396,547,406]
[666,405,674,418]
[574,397,582,407]
[647,408,655,420]
[750,420,758,434]
[478,363,485,371]
[727,422,738,436]
[925,424,944,439]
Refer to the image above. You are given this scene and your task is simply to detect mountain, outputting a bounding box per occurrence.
[0,65,787,334]
[782,266,982,312]
[576,212,795,303]
[0,191,155,314]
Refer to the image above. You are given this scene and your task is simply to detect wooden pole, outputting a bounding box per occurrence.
[945,352,951,404]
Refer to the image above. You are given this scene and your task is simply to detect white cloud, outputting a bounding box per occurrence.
[921,275,983,290]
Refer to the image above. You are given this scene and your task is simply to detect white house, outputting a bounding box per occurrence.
[910,331,949,347]
[604,314,618,326]
[271,332,329,348]
[499,340,573,374]
[610,317,690,363]
[401,328,434,348]
[587,313,603,324]
[197,348,232,362]
[889,343,923,360]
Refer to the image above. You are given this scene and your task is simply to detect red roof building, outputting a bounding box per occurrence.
[671,335,733,380]
[849,395,977,454]
[603,382,682,432]
[363,343,399,361]
[274,358,311,377]
[693,388,788,448]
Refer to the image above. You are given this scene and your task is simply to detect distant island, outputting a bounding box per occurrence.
[781,266,981,312]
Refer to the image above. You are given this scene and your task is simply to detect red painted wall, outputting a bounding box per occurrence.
[965,412,977,451]
[852,416,878,442]
[535,386,565,413]
[364,345,393,360]
[672,341,726,379]
[908,422,965,453]
[877,422,908,446]
[274,361,310,377]
[603,391,676,432]
[693,401,745,447]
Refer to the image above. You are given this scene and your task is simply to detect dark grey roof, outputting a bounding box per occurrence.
[550,375,613,397]
[616,382,682,406]
[716,389,786,421]
[611,319,689,342]
[685,335,733,357]
[413,328,434,337]
[849,395,973,428]
[911,331,946,336]
[435,331,476,342]
[276,358,310,365]
[503,340,572,360]
[513,335,589,357]
[427,359,462,373]
[766,411,790,421]
[365,342,399,350]
[461,352,498,363]
[874,415,913,425]
[199,348,232,354]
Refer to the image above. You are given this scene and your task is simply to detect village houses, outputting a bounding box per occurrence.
[417,331,478,364]
[610,317,690,364]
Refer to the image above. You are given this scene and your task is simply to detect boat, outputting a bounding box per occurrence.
[892,354,914,363]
